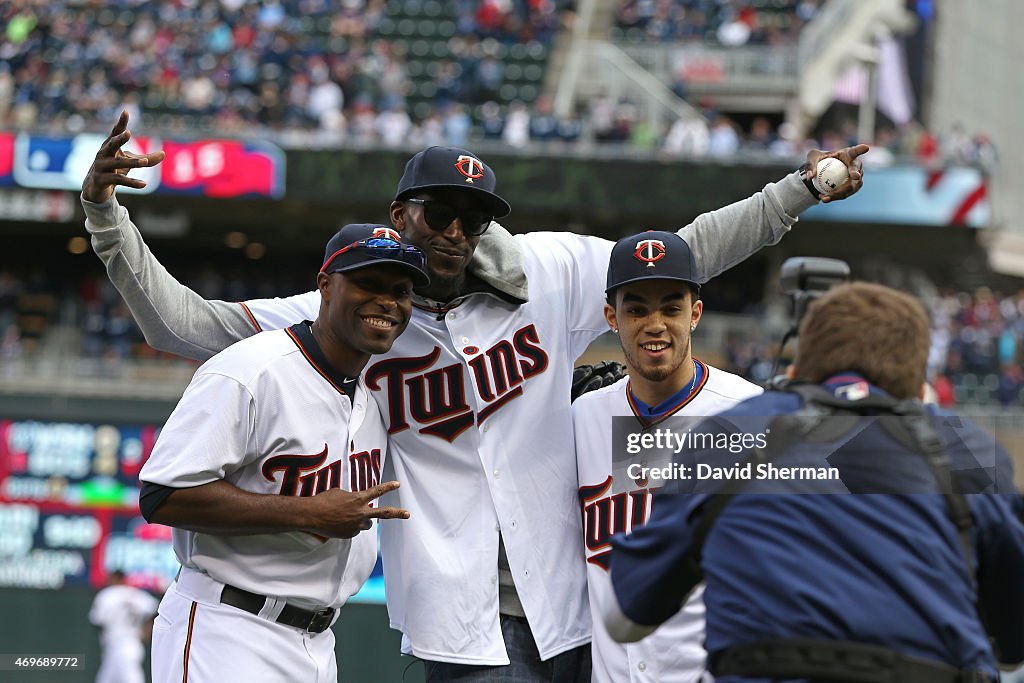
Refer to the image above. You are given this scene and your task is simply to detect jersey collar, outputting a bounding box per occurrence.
[626,358,709,428]
[284,321,359,401]
[411,272,525,319]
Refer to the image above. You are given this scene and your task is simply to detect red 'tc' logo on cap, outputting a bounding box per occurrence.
[634,239,666,268]
[455,155,484,184]
[372,227,401,242]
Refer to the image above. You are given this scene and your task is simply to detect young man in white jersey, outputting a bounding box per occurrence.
[83,112,866,681]
[573,230,762,682]
[137,224,425,682]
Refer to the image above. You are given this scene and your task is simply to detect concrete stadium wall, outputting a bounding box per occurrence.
[930,2,1024,253]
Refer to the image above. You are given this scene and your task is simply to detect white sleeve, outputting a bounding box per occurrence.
[139,370,257,488]
[517,232,614,360]
[241,291,321,332]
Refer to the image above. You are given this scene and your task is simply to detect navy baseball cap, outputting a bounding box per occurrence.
[395,147,512,218]
[321,223,430,286]
[606,231,701,295]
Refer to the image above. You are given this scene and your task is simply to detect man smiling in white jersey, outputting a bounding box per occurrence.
[574,231,762,682]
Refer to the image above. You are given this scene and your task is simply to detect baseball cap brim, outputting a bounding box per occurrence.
[328,258,430,287]
[396,184,511,218]
[605,274,701,295]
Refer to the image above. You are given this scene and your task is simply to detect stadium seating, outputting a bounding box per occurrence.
[0,0,562,139]
[612,0,819,45]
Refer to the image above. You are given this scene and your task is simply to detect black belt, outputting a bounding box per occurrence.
[709,639,995,683]
[220,584,335,634]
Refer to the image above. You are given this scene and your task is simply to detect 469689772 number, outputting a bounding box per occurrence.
[2,655,82,670]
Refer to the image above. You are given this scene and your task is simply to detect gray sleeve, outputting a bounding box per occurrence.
[681,172,817,283]
[82,194,259,361]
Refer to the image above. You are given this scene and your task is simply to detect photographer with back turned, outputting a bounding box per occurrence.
[602,281,1024,682]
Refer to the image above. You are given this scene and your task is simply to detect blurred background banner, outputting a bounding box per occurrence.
[5,132,285,199]
[13,133,162,193]
[0,132,14,186]
[801,165,989,227]
[156,140,285,198]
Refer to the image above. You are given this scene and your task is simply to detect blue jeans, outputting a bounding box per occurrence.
[423,616,591,682]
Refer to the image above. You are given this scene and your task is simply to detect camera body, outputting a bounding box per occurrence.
[780,257,851,327]
[764,257,850,389]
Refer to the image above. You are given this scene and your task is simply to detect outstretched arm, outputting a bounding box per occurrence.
[82,112,301,361]
[84,193,264,360]
[147,479,409,539]
[682,145,868,283]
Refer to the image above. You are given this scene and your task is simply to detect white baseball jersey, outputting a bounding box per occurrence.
[243,232,610,663]
[90,583,160,683]
[90,584,160,650]
[84,171,813,664]
[572,366,762,682]
[139,322,384,610]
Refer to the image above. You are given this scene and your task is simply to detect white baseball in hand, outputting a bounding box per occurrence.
[812,157,850,196]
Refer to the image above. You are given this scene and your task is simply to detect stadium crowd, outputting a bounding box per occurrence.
[614,0,821,46]
[927,288,1024,408]
[0,0,568,140]
[723,286,1024,408]
[0,0,994,165]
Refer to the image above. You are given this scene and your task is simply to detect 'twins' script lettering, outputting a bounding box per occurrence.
[578,476,655,571]
[366,324,549,442]
[262,444,381,496]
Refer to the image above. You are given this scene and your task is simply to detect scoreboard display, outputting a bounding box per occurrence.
[0,419,386,602]
[0,419,176,592]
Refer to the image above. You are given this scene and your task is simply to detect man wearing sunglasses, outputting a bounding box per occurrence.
[82,111,869,682]
[134,223,425,682]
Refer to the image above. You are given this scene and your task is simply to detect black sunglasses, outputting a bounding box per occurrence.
[405,198,493,237]
[321,237,426,273]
